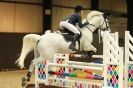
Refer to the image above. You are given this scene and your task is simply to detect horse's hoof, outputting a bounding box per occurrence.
[81,54,88,58]
[22,77,27,87]
[90,51,95,55]
[69,45,78,51]
[88,51,95,57]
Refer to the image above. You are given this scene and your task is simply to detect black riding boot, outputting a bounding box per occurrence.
[69,33,80,51]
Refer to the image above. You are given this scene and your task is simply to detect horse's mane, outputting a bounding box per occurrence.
[87,11,103,21]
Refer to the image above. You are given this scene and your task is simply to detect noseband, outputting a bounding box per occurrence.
[97,14,110,31]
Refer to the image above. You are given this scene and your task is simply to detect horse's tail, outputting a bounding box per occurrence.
[15,34,41,69]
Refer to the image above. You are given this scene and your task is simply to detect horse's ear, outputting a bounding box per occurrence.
[86,10,91,15]
[104,12,111,17]
[103,13,107,19]
[87,10,91,12]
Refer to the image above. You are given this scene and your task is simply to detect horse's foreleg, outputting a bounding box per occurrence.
[82,42,97,58]
[90,45,97,53]
[83,42,97,52]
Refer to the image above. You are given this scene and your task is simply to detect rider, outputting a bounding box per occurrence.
[60,5,89,51]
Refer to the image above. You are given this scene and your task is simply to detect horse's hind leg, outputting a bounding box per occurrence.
[21,59,36,87]
[22,45,41,87]
[22,56,44,87]
[22,60,35,87]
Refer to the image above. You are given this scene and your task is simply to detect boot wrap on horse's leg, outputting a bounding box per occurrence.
[69,33,80,51]
[22,71,32,87]
[26,71,32,81]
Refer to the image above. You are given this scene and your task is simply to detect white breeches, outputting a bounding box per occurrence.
[60,21,80,34]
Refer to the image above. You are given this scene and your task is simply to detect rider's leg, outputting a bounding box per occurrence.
[60,21,80,34]
[60,21,80,51]
[69,33,80,51]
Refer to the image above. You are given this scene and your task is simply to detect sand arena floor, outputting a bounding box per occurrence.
[0,70,35,88]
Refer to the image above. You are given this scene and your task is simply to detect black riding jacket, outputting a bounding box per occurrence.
[62,13,88,28]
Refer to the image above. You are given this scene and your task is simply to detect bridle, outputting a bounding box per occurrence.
[85,14,110,32]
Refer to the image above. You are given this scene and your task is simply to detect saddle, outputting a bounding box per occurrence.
[59,28,81,51]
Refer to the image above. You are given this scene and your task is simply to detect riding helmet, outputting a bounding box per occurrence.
[74,5,83,13]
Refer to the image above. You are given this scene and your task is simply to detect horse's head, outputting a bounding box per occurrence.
[86,11,110,32]
[98,18,111,32]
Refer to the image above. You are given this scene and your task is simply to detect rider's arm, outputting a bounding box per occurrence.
[77,14,89,28]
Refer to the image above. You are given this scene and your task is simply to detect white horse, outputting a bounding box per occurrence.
[15,11,110,87]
